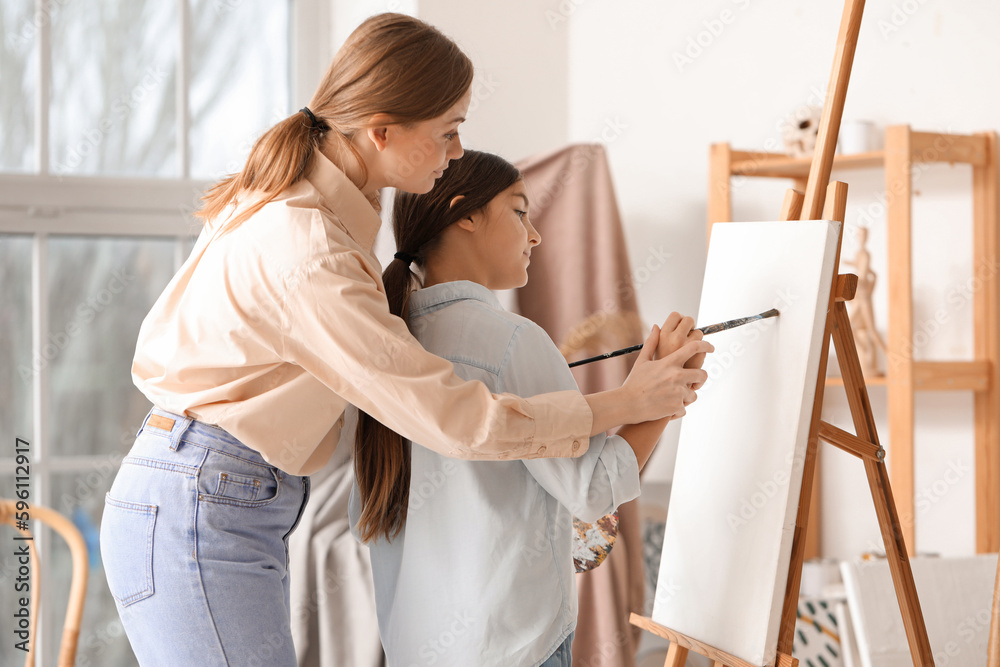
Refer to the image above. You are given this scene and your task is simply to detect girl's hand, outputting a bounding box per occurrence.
[657,313,709,394]
[622,325,713,422]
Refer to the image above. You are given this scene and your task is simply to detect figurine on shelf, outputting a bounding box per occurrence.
[781,105,823,157]
[843,225,887,377]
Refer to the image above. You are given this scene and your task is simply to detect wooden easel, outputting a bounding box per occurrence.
[630,1,936,664]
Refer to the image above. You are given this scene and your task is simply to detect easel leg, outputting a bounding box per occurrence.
[831,302,934,664]
[664,642,688,666]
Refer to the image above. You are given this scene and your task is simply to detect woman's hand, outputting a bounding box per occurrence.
[622,324,713,422]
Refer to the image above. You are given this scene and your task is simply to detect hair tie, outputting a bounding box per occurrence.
[299,106,326,132]
[394,251,416,266]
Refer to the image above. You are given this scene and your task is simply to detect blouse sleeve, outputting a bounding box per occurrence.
[498,320,641,522]
[279,248,593,461]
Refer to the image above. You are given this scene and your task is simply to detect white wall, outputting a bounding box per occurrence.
[565,0,1000,559]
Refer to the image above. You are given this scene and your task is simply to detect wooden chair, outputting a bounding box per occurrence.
[0,499,89,667]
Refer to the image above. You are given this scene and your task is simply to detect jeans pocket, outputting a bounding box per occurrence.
[101,495,157,607]
[216,472,262,501]
[198,450,279,507]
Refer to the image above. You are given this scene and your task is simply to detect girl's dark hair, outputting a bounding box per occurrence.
[198,13,473,234]
[354,150,522,543]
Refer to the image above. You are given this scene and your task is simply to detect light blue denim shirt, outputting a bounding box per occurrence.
[349,280,641,667]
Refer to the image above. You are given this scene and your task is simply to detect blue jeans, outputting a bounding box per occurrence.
[100,408,310,666]
[539,632,573,667]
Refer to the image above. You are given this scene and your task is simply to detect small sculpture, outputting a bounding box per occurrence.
[843,226,887,377]
[782,106,823,157]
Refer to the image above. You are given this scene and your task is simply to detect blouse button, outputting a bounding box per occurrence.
[572,440,581,452]
[536,446,547,455]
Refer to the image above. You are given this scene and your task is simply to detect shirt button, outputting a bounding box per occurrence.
[572,440,581,452]
[536,446,546,455]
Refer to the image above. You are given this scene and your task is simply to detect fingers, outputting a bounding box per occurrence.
[679,368,708,388]
[661,312,682,333]
[683,388,697,406]
[638,325,660,361]
[657,313,697,359]
[665,339,714,365]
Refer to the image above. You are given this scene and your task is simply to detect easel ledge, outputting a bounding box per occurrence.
[629,614,798,667]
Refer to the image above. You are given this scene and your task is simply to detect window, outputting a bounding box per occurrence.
[0,1,325,663]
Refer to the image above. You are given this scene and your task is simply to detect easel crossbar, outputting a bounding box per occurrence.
[817,420,884,461]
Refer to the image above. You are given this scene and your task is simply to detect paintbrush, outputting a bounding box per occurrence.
[567,308,780,368]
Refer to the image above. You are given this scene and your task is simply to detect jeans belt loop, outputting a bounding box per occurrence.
[167,415,194,451]
[146,409,194,451]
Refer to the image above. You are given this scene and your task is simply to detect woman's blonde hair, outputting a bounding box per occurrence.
[197,13,474,233]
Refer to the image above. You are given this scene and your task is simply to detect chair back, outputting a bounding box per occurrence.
[0,499,89,667]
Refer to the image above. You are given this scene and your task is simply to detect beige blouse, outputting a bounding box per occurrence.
[132,150,593,475]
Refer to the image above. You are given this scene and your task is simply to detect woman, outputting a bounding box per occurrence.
[100,13,711,666]
[350,150,704,666]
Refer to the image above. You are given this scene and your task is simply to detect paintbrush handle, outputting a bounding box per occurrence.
[567,343,644,368]
[567,309,778,368]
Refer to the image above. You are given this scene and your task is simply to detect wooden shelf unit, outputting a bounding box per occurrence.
[708,125,1000,556]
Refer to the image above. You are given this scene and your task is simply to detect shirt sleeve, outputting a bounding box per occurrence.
[499,320,641,522]
[279,248,592,461]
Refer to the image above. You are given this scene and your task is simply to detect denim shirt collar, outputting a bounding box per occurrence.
[408,280,502,317]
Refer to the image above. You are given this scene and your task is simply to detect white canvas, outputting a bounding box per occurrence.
[841,555,999,667]
[651,220,841,666]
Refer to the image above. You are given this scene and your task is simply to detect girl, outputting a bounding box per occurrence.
[350,150,708,666]
[102,13,711,666]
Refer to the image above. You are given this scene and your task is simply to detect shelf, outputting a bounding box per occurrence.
[727,132,990,181]
[913,360,991,391]
[826,374,887,387]
[730,150,884,179]
[826,361,991,391]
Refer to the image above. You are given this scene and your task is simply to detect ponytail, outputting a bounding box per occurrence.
[197,111,324,234]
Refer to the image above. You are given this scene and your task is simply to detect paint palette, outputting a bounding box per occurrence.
[573,511,619,572]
